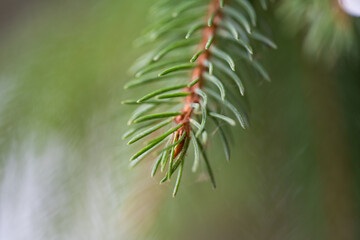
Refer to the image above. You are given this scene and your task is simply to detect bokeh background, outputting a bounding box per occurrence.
[0,0,359,239]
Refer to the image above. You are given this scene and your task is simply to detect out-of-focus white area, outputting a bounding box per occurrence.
[0,140,65,240]
[339,0,360,17]
[0,138,132,240]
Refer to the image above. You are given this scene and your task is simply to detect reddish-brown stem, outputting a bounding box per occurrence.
[173,0,222,157]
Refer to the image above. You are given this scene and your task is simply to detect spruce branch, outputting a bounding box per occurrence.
[123,0,275,196]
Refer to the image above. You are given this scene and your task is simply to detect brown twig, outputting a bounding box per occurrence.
[174,0,222,157]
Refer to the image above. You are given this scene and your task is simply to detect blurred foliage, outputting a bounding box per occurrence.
[277,0,358,64]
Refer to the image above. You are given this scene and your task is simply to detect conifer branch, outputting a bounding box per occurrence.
[123,0,275,196]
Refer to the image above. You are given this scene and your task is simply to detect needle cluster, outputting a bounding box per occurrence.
[123,0,276,197]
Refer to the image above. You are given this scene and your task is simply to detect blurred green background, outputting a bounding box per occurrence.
[0,0,359,239]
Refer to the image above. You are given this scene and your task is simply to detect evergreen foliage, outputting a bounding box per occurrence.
[123,0,276,196]
[278,0,357,63]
